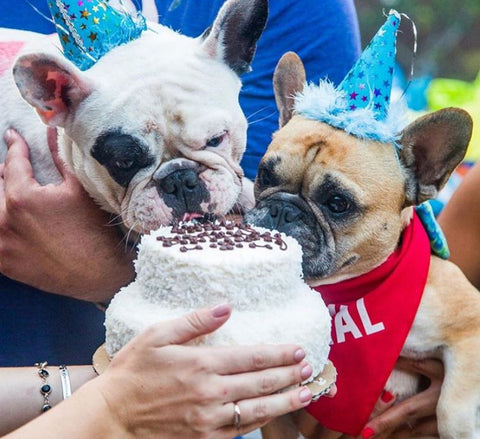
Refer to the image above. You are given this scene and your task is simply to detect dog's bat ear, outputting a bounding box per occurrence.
[200,0,268,75]
[398,107,473,205]
[13,54,93,127]
[273,52,306,128]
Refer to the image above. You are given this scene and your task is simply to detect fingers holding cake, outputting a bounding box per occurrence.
[216,358,313,401]
[140,303,233,346]
[210,345,314,435]
[210,343,310,375]
[218,386,314,437]
[98,305,316,437]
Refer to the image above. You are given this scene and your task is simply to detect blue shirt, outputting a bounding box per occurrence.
[0,274,105,366]
[0,0,360,366]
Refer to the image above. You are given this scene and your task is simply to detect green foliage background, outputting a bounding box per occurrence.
[356,0,480,81]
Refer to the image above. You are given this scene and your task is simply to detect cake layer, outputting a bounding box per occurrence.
[105,283,332,380]
[135,223,306,310]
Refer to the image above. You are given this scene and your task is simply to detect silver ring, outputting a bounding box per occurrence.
[233,402,241,429]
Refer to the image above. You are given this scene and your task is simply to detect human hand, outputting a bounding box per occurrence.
[0,128,135,302]
[360,357,443,438]
[96,304,315,439]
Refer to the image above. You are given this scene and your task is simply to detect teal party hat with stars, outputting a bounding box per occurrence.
[295,10,406,144]
[338,10,400,121]
[47,0,147,71]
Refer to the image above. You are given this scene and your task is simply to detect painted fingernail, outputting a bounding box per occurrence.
[211,303,230,318]
[301,364,313,380]
[381,390,394,403]
[299,387,312,403]
[294,348,305,362]
[4,129,14,146]
[361,427,375,439]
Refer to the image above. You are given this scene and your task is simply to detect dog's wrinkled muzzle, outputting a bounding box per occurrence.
[266,199,302,228]
[246,193,311,232]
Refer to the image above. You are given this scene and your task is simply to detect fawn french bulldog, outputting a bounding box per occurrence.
[246,51,480,438]
[0,0,268,233]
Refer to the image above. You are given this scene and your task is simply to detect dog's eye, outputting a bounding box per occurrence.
[205,133,225,148]
[115,159,134,170]
[325,195,350,213]
[91,131,154,187]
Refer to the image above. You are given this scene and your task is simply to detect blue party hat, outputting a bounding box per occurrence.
[295,10,407,144]
[338,10,400,120]
[47,0,147,70]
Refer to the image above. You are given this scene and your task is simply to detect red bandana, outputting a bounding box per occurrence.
[307,212,430,435]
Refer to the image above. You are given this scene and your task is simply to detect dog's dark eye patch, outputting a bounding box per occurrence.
[256,156,281,190]
[91,131,154,187]
[312,175,361,221]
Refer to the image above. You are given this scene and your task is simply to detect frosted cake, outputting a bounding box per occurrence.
[105,221,332,382]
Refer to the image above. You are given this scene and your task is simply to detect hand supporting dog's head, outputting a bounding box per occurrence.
[12,0,268,233]
[245,52,473,284]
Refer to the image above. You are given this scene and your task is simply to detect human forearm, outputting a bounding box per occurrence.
[3,376,128,439]
[43,237,136,303]
[3,306,317,439]
[0,365,97,436]
[438,163,480,289]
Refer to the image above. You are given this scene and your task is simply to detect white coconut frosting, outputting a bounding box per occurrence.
[105,222,332,380]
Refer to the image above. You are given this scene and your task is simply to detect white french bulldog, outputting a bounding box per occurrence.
[0,0,268,233]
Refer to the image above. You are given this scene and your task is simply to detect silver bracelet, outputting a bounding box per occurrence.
[35,361,52,412]
[59,365,72,400]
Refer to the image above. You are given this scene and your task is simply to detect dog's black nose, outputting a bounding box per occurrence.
[159,168,199,195]
[268,201,301,228]
[156,168,208,216]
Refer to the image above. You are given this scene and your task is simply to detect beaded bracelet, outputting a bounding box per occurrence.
[35,361,52,412]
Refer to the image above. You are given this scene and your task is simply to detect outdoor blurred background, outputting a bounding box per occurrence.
[357,0,480,82]
[357,1,480,210]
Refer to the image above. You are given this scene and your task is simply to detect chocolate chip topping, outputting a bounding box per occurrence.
[156,222,287,252]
